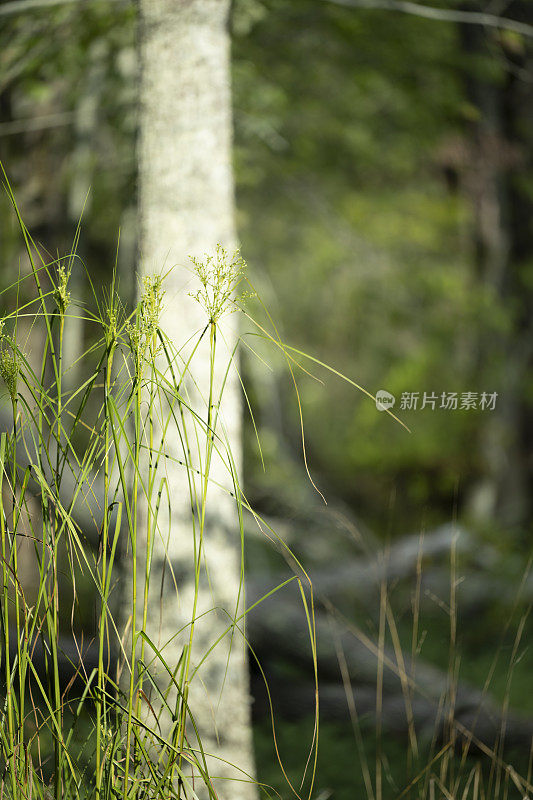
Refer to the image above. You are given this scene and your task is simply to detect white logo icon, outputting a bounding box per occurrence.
[376,390,395,411]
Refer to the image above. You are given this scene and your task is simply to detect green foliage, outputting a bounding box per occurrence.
[232,0,531,532]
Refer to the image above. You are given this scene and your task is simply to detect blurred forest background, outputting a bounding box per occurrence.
[1,0,533,797]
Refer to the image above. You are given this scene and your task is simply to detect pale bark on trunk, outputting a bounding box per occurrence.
[131,1,257,797]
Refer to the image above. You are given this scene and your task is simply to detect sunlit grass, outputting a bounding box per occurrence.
[0,169,322,800]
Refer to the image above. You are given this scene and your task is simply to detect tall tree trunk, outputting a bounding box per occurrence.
[460,13,533,529]
[133,1,256,797]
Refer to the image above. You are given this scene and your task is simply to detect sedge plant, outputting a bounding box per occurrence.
[0,171,325,800]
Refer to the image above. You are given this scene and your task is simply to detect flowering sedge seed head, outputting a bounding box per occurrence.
[103,289,126,350]
[125,320,141,358]
[54,264,71,314]
[188,244,256,324]
[105,305,118,347]
[140,274,164,338]
[0,339,19,403]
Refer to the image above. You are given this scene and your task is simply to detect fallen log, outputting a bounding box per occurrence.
[246,586,533,753]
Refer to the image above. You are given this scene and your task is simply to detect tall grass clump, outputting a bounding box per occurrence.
[339,534,533,800]
[0,172,322,800]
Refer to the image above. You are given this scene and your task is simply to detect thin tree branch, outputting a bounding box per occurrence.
[0,0,128,17]
[0,112,75,137]
[324,0,533,39]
